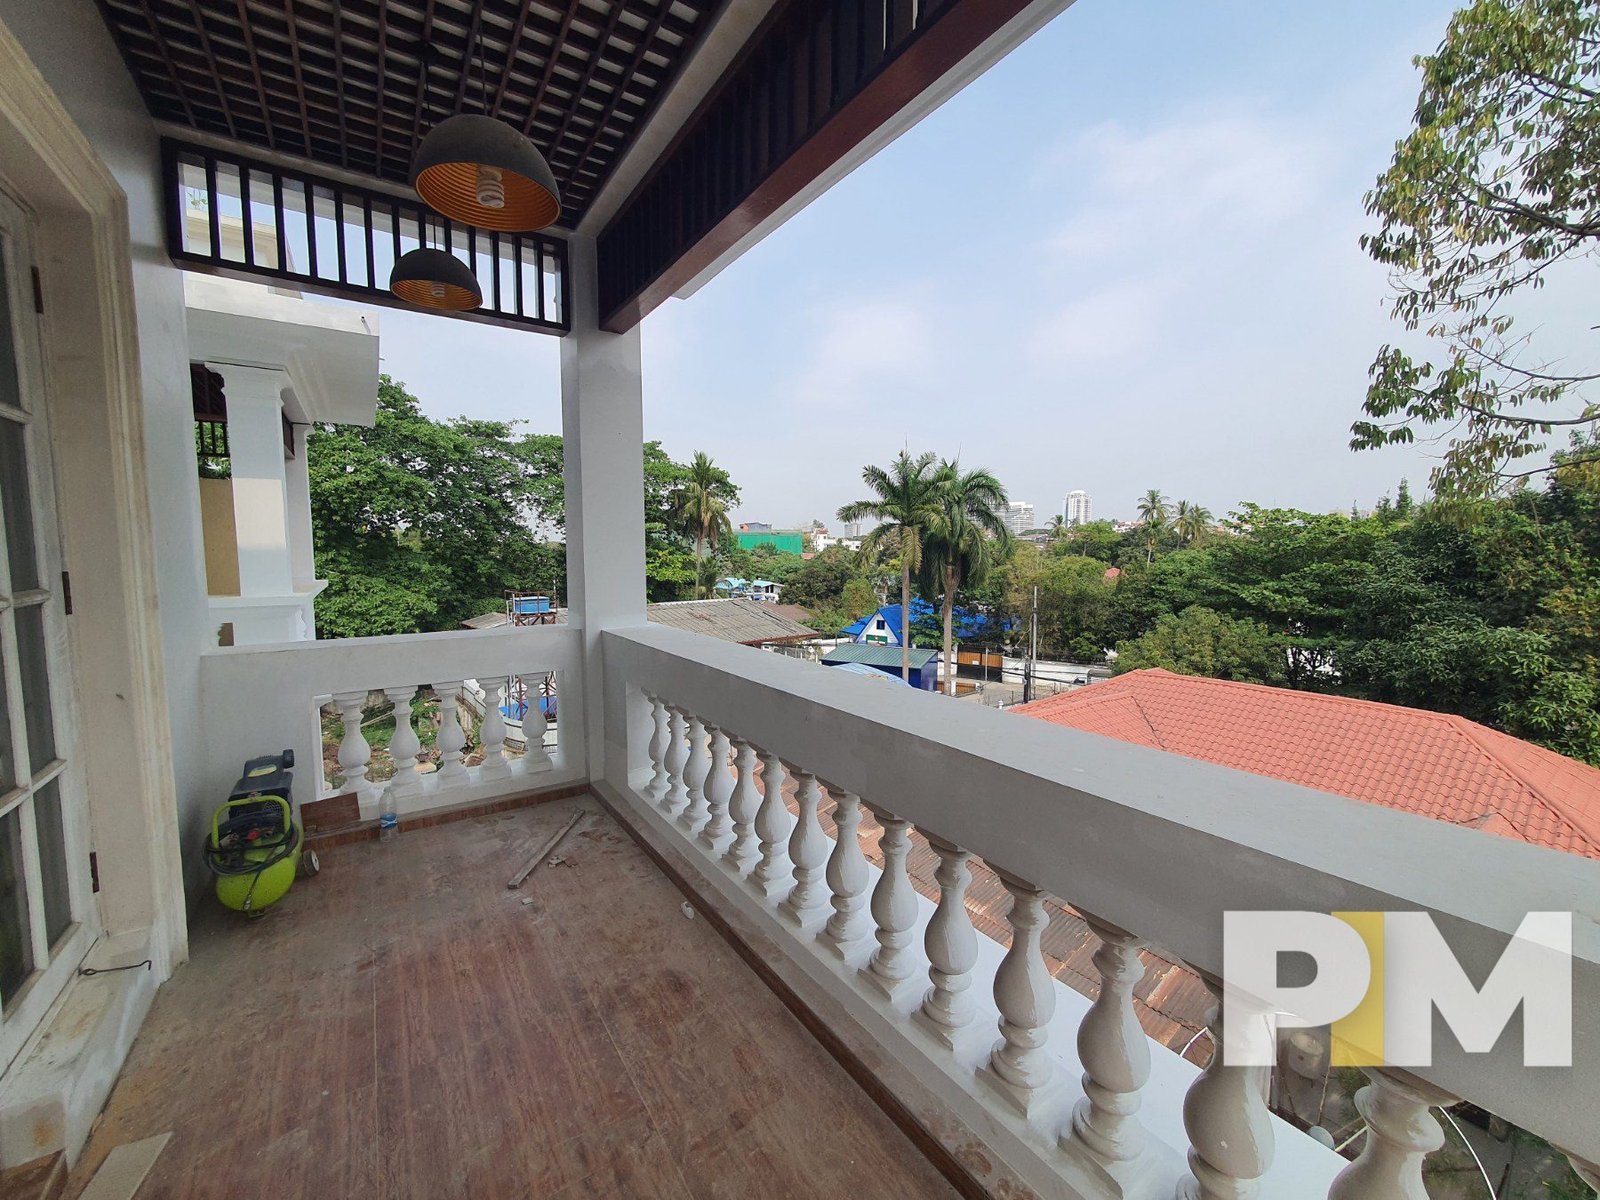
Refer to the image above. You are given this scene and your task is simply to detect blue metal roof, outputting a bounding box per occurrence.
[840,599,1002,641]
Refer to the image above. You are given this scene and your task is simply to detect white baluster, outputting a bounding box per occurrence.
[662,705,689,814]
[915,836,977,1046]
[478,677,511,780]
[1066,915,1150,1166]
[520,671,552,770]
[1562,1151,1600,1194]
[779,768,828,926]
[1176,979,1274,1200]
[333,691,373,796]
[721,738,761,874]
[677,714,711,833]
[383,686,422,801]
[431,681,469,785]
[859,806,919,999]
[749,750,793,900]
[1327,1070,1455,1200]
[698,725,734,852]
[983,872,1058,1116]
[646,693,670,802]
[820,785,870,957]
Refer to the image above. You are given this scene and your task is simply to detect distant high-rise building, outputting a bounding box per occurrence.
[1003,500,1035,536]
[1065,490,1093,526]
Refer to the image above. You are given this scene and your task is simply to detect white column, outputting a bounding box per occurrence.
[432,680,469,785]
[749,750,793,900]
[779,768,828,926]
[478,677,511,780]
[520,672,552,770]
[698,725,734,852]
[721,738,761,874]
[283,419,317,592]
[1177,979,1274,1200]
[1067,915,1150,1167]
[821,786,870,957]
[210,363,294,599]
[384,685,422,802]
[562,235,646,785]
[1327,1070,1454,1200]
[677,714,711,833]
[915,835,978,1046]
[983,872,1057,1116]
[859,806,919,999]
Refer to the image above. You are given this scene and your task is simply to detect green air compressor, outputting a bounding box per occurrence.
[204,750,317,915]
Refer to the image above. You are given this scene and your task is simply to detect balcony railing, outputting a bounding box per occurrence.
[199,624,584,819]
[601,623,1600,1200]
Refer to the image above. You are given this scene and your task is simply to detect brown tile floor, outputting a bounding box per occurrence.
[67,795,959,1199]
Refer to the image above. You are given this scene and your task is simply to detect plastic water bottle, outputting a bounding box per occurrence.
[378,811,398,841]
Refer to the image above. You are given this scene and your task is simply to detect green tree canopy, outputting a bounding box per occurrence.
[1357,0,1600,499]
[309,376,563,637]
[1114,606,1287,684]
[838,450,944,682]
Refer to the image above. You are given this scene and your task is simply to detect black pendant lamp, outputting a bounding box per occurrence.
[412,114,561,233]
[389,246,482,312]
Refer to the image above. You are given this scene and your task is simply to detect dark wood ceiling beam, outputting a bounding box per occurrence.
[597,0,1041,331]
[561,0,671,189]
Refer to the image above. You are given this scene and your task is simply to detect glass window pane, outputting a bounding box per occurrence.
[14,604,55,769]
[0,418,38,592]
[32,778,69,947]
[0,807,33,1003]
[0,637,10,793]
[0,239,19,413]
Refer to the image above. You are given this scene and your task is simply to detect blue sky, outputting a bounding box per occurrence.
[360,0,1592,527]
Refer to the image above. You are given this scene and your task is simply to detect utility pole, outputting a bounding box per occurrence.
[1023,585,1038,705]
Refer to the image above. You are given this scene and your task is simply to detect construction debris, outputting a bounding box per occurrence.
[507,811,585,889]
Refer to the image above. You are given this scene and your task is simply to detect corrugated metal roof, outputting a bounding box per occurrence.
[823,643,938,668]
[645,597,818,645]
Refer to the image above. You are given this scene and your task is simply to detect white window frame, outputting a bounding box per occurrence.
[0,186,97,1071]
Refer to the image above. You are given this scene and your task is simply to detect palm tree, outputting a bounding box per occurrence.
[921,461,1010,695]
[673,452,733,598]
[1137,488,1170,563]
[838,451,942,683]
[1048,513,1067,544]
[1175,500,1212,546]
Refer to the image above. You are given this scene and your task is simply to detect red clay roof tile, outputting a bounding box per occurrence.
[1015,669,1600,859]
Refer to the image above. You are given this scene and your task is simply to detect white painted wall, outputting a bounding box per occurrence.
[0,0,214,905]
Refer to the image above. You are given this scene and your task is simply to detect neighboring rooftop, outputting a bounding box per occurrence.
[1017,669,1600,859]
[822,644,939,670]
[644,597,818,645]
[461,597,818,645]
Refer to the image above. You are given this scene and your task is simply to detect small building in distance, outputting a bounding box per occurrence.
[735,523,805,554]
[822,643,940,690]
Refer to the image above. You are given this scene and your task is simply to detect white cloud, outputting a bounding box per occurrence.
[1043,107,1328,263]
[1028,276,1180,366]
[782,293,942,411]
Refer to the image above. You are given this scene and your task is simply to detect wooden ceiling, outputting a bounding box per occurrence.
[93,0,720,229]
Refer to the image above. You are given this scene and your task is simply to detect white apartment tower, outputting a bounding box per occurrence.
[1003,500,1036,536]
[1065,490,1093,526]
